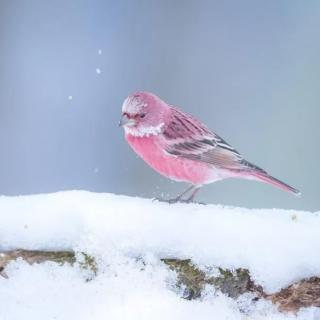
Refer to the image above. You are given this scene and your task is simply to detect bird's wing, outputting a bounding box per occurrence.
[162,108,264,172]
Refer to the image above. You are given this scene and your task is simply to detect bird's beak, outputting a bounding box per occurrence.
[118,114,136,127]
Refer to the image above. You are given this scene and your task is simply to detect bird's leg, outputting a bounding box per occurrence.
[171,186,205,204]
[167,185,196,204]
[184,186,202,203]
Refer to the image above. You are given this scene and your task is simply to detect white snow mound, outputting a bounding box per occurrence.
[0,191,319,320]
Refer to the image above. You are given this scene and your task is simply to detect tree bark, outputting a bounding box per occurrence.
[1,249,319,313]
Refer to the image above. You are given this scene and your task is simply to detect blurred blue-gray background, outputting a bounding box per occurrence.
[1,1,319,211]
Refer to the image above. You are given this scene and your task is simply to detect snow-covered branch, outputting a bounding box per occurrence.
[0,191,319,319]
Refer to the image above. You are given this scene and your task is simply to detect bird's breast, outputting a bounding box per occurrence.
[125,133,215,185]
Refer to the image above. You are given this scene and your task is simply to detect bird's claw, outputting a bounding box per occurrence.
[152,197,183,204]
[152,197,206,205]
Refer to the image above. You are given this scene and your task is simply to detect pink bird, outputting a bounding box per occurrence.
[119,91,300,203]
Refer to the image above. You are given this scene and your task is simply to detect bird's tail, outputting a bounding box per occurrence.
[250,170,301,196]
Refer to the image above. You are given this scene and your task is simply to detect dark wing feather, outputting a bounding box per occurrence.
[163,108,265,172]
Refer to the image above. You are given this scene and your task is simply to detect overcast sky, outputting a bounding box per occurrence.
[0,0,319,211]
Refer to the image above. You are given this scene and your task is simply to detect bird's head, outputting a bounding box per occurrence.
[119,91,169,137]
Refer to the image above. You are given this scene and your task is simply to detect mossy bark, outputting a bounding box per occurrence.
[1,249,319,313]
[162,259,264,299]
[0,250,96,278]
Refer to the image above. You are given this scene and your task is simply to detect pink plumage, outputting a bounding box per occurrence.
[119,91,300,202]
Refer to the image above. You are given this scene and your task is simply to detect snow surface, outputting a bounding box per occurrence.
[0,191,319,320]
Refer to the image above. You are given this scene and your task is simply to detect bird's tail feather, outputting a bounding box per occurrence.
[251,171,301,196]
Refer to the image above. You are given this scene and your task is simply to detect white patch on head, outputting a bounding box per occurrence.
[122,95,147,114]
[124,123,164,137]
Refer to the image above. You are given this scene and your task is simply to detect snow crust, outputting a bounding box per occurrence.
[0,191,319,320]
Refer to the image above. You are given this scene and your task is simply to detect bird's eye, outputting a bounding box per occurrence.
[140,113,146,118]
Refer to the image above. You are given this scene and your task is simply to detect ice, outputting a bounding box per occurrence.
[0,191,318,319]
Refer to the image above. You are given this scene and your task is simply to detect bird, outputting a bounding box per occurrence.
[119,91,300,203]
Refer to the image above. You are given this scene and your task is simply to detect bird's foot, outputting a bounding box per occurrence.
[152,197,206,205]
[152,197,177,204]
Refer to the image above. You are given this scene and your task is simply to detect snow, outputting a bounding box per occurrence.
[96,68,101,74]
[0,191,319,320]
